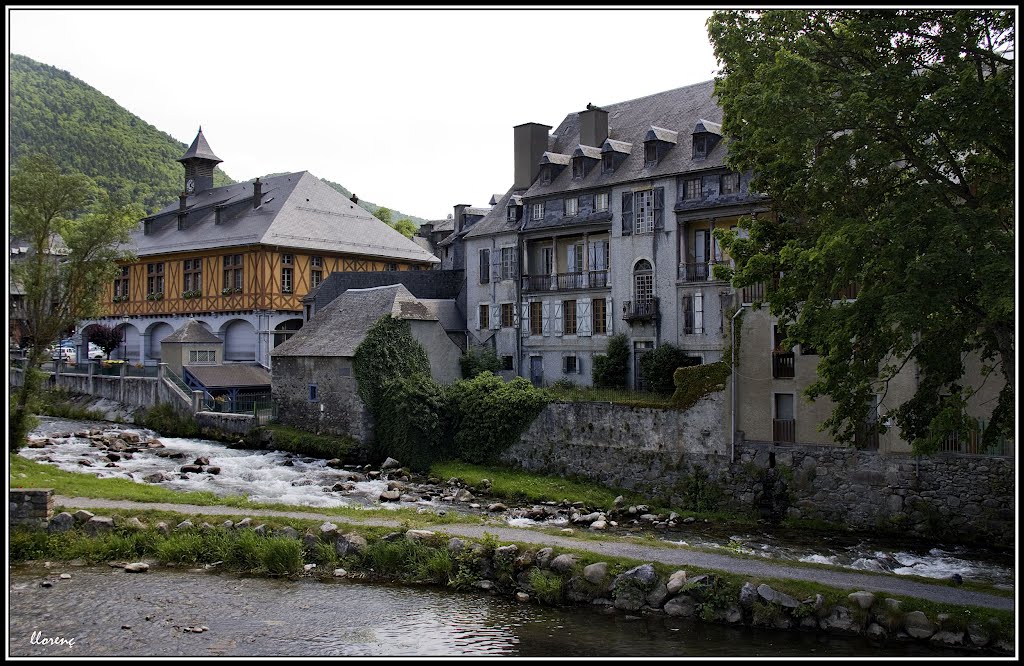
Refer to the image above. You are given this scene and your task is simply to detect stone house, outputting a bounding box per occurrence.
[270,284,462,442]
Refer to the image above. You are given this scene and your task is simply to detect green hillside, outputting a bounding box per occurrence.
[9,53,233,214]
[319,179,431,228]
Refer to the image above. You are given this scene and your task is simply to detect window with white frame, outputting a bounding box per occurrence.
[564,197,579,217]
[500,247,516,280]
[682,292,704,334]
[563,355,579,374]
[188,350,216,364]
[684,178,703,200]
[531,202,543,220]
[634,190,655,234]
[507,205,518,221]
[595,192,609,212]
[572,156,586,179]
[633,260,653,303]
[563,299,577,335]
[720,173,740,194]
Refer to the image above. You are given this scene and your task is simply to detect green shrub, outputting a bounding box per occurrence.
[528,569,564,605]
[262,424,358,460]
[156,532,206,564]
[460,346,502,379]
[448,373,548,464]
[640,344,701,394]
[224,530,265,571]
[373,373,452,472]
[671,361,731,410]
[260,538,303,576]
[133,402,201,438]
[592,334,629,389]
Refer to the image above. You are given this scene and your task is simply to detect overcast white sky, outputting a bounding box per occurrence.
[8,7,720,221]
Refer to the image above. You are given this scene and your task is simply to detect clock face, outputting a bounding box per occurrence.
[186,178,195,193]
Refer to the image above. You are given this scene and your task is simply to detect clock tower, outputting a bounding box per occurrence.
[177,126,223,195]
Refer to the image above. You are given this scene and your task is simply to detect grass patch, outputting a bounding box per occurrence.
[544,386,675,409]
[35,388,109,421]
[255,424,360,461]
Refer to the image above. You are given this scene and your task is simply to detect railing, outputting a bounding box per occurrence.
[588,269,609,288]
[678,262,709,282]
[773,418,796,443]
[622,298,659,322]
[556,272,587,290]
[522,271,610,292]
[772,351,795,378]
[203,395,277,425]
[940,419,1013,457]
[522,275,554,292]
[741,282,766,304]
[835,282,860,301]
[163,366,192,397]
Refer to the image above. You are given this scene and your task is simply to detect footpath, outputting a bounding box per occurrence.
[54,495,1014,612]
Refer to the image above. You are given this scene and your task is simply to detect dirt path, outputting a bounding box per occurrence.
[54,496,1014,612]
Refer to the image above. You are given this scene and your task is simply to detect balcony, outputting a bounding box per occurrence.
[772,419,796,443]
[740,281,766,304]
[677,262,710,282]
[772,351,795,378]
[622,298,659,323]
[521,270,610,293]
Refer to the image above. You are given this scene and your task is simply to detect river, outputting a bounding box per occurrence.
[20,416,1015,589]
[9,565,977,657]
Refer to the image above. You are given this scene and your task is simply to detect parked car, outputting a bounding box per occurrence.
[50,346,76,362]
[87,343,105,360]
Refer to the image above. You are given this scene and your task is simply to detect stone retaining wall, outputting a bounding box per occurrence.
[504,398,1015,547]
[10,489,54,528]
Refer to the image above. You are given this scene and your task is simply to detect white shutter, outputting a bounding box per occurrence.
[553,301,563,337]
[576,355,583,375]
[587,243,596,271]
[577,298,592,337]
[605,297,613,335]
[694,291,704,335]
[521,302,530,337]
[491,255,501,282]
[491,303,501,329]
[475,303,481,330]
[567,245,576,275]
[542,301,551,337]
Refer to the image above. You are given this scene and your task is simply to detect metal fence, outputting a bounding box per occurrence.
[939,419,1013,457]
[202,395,277,425]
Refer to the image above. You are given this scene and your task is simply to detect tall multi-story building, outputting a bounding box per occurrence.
[76,128,438,369]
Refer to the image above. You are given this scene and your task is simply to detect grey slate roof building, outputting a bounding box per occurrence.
[185,364,272,390]
[160,319,222,344]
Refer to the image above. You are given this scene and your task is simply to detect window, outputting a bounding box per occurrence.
[801,343,819,356]
[146,262,164,296]
[593,298,607,334]
[720,173,740,194]
[530,302,543,335]
[501,355,514,371]
[500,247,516,280]
[563,300,577,335]
[684,178,702,200]
[567,242,584,274]
[479,248,490,284]
[563,355,578,374]
[572,156,586,179]
[384,263,398,271]
[531,202,543,220]
[773,393,796,443]
[602,153,615,174]
[113,266,129,300]
[540,165,552,185]
[310,256,323,269]
[223,254,243,293]
[183,259,202,294]
[501,303,515,328]
[693,135,708,159]
[281,253,293,265]
[595,192,609,212]
[309,384,319,402]
[188,350,216,364]
[479,304,489,330]
[564,197,579,217]
[682,292,704,334]
[281,267,293,293]
[634,190,655,234]
[633,260,653,303]
[644,142,658,165]
[507,205,518,222]
[311,270,323,289]
[541,247,554,276]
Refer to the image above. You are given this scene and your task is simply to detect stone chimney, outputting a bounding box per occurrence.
[350,193,359,204]
[514,123,551,189]
[453,204,470,233]
[579,105,609,147]
[179,192,188,210]
[253,178,262,208]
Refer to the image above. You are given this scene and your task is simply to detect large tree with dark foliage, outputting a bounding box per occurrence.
[707,10,1014,452]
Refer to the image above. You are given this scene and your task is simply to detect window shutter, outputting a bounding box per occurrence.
[694,291,704,335]
[491,303,501,329]
[475,304,481,330]
[521,302,530,337]
[562,356,568,373]
[491,254,500,282]
[654,187,665,229]
[620,192,633,235]
[542,301,551,337]
[567,244,575,274]
[553,301,563,337]
[576,355,583,375]
[587,242,596,271]
[577,298,592,337]
[605,297,613,335]
[479,249,490,284]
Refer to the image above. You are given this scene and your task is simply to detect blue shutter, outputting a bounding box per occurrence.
[620,192,633,235]
[654,187,665,229]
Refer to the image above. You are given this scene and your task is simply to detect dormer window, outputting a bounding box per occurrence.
[693,135,709,159]
[691,119,723,160]
[644,142,658,166]
[602,154,615,174]
[643,127,677,167]
[507,205,519,222]
[572,156,586,179]
[540,165,552,185]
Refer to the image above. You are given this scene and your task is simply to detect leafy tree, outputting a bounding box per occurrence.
[373,207,393,226]
[707,10,1014,452]
[447,372,548,464]
[393,218,418,239]
[9,154,141,449]
[592,334,630,389]
[88,324,123,359]
[352,315,431,414]
[460,346,502,379]
[639,344,701,395]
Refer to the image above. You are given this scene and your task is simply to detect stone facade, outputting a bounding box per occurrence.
[463,230,521,380]
[271,356,372,443]
[10,489,54,529]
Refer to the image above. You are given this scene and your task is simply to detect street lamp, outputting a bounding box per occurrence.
[121,316,130,362]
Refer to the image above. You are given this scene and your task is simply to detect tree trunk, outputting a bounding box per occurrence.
[9,349,45,451]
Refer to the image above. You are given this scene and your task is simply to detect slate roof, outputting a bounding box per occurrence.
[129,171,438,264]
[523,79,727,199]
[572,145,603,160]
[178,127,222,164]
[161,320,222,344]
[186,364,271,389]
[430,218,455,233]
[645,126,679,144]
[272,284,422,358]
[462,187,528,240]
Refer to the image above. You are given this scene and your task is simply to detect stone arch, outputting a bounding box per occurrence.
[145,321,175,360]
[112,323,141,361]
[221,318,257,362]
[273,318,304,348]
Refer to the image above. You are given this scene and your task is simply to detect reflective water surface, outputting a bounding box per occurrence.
[9,565,979,657]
